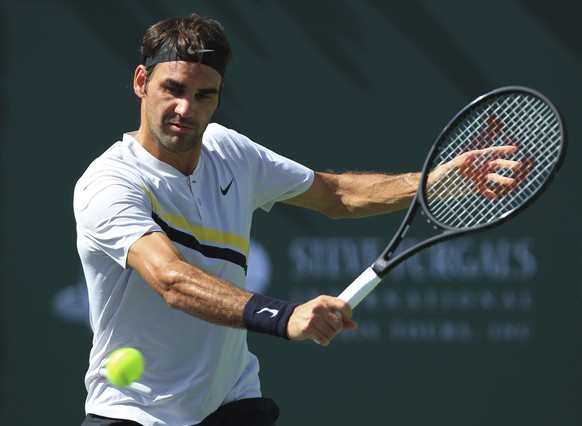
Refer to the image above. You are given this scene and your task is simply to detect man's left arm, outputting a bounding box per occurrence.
[283,171,421,218]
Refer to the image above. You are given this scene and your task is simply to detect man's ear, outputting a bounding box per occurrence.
[133,65,148,99]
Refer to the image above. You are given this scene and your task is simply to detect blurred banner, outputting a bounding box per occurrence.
[2,1,581,425]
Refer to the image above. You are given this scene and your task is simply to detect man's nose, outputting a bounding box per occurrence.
[175,97,195,117]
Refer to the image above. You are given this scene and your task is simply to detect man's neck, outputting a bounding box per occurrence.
[133,128,202,176]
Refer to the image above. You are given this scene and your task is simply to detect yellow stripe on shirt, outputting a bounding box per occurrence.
[143,186,249,256]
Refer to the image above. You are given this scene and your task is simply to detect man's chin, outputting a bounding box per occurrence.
[159,135,200,153]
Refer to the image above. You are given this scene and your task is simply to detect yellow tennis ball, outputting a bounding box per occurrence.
[105,347,145,387]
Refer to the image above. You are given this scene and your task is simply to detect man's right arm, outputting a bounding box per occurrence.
[127,231,355,345]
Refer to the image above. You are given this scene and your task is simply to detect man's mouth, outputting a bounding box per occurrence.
[167,121,194,132]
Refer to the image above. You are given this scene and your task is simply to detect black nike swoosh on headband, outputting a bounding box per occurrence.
[152,212,247,273]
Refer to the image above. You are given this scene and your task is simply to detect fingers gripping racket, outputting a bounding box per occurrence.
[339,86,567,310]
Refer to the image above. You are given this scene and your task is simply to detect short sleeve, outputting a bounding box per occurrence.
[73,164,161,268]
[204,124,315,212]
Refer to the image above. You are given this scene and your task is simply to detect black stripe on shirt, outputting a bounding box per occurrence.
[152,213,248,273]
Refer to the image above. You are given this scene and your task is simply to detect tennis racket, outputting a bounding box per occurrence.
[338,86,566,310]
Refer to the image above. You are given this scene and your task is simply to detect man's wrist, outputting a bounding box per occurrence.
[242,293,299,339]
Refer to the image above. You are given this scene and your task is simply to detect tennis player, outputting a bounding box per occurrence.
[75,13,518,426]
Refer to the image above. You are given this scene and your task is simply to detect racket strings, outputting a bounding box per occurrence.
[425,92,562,229]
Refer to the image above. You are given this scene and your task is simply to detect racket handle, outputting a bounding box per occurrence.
[337,267,382,309]
[312,268,381,345]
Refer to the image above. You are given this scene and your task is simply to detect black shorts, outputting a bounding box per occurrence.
[81,397,280,426]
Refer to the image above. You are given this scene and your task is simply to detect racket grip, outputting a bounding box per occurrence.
[337,267,382,309]
[312,268,381,345]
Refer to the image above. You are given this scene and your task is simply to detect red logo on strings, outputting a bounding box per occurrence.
[459,115,533,200]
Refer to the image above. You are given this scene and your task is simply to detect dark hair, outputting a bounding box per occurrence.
[140,14,232,81]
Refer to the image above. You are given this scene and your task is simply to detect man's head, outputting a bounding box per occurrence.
[132,14,232,167]
[140,14,232,84]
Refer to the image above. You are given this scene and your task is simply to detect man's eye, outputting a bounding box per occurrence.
[165,85,184,96]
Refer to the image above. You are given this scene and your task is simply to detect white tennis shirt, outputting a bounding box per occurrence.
[74,123,314,425]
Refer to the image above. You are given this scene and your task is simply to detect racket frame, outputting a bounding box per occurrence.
[339,86,567,308]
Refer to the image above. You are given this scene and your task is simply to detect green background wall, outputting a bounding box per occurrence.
[1,1,580,425]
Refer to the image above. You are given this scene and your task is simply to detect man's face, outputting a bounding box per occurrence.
[137,61,222,153]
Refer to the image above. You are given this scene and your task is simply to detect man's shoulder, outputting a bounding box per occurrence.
[204,123,239,143]
[203,123,258,156]
[75,138,143,188]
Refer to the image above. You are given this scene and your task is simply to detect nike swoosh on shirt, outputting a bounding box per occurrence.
[256,308,279,318]
[220,178,234,195]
